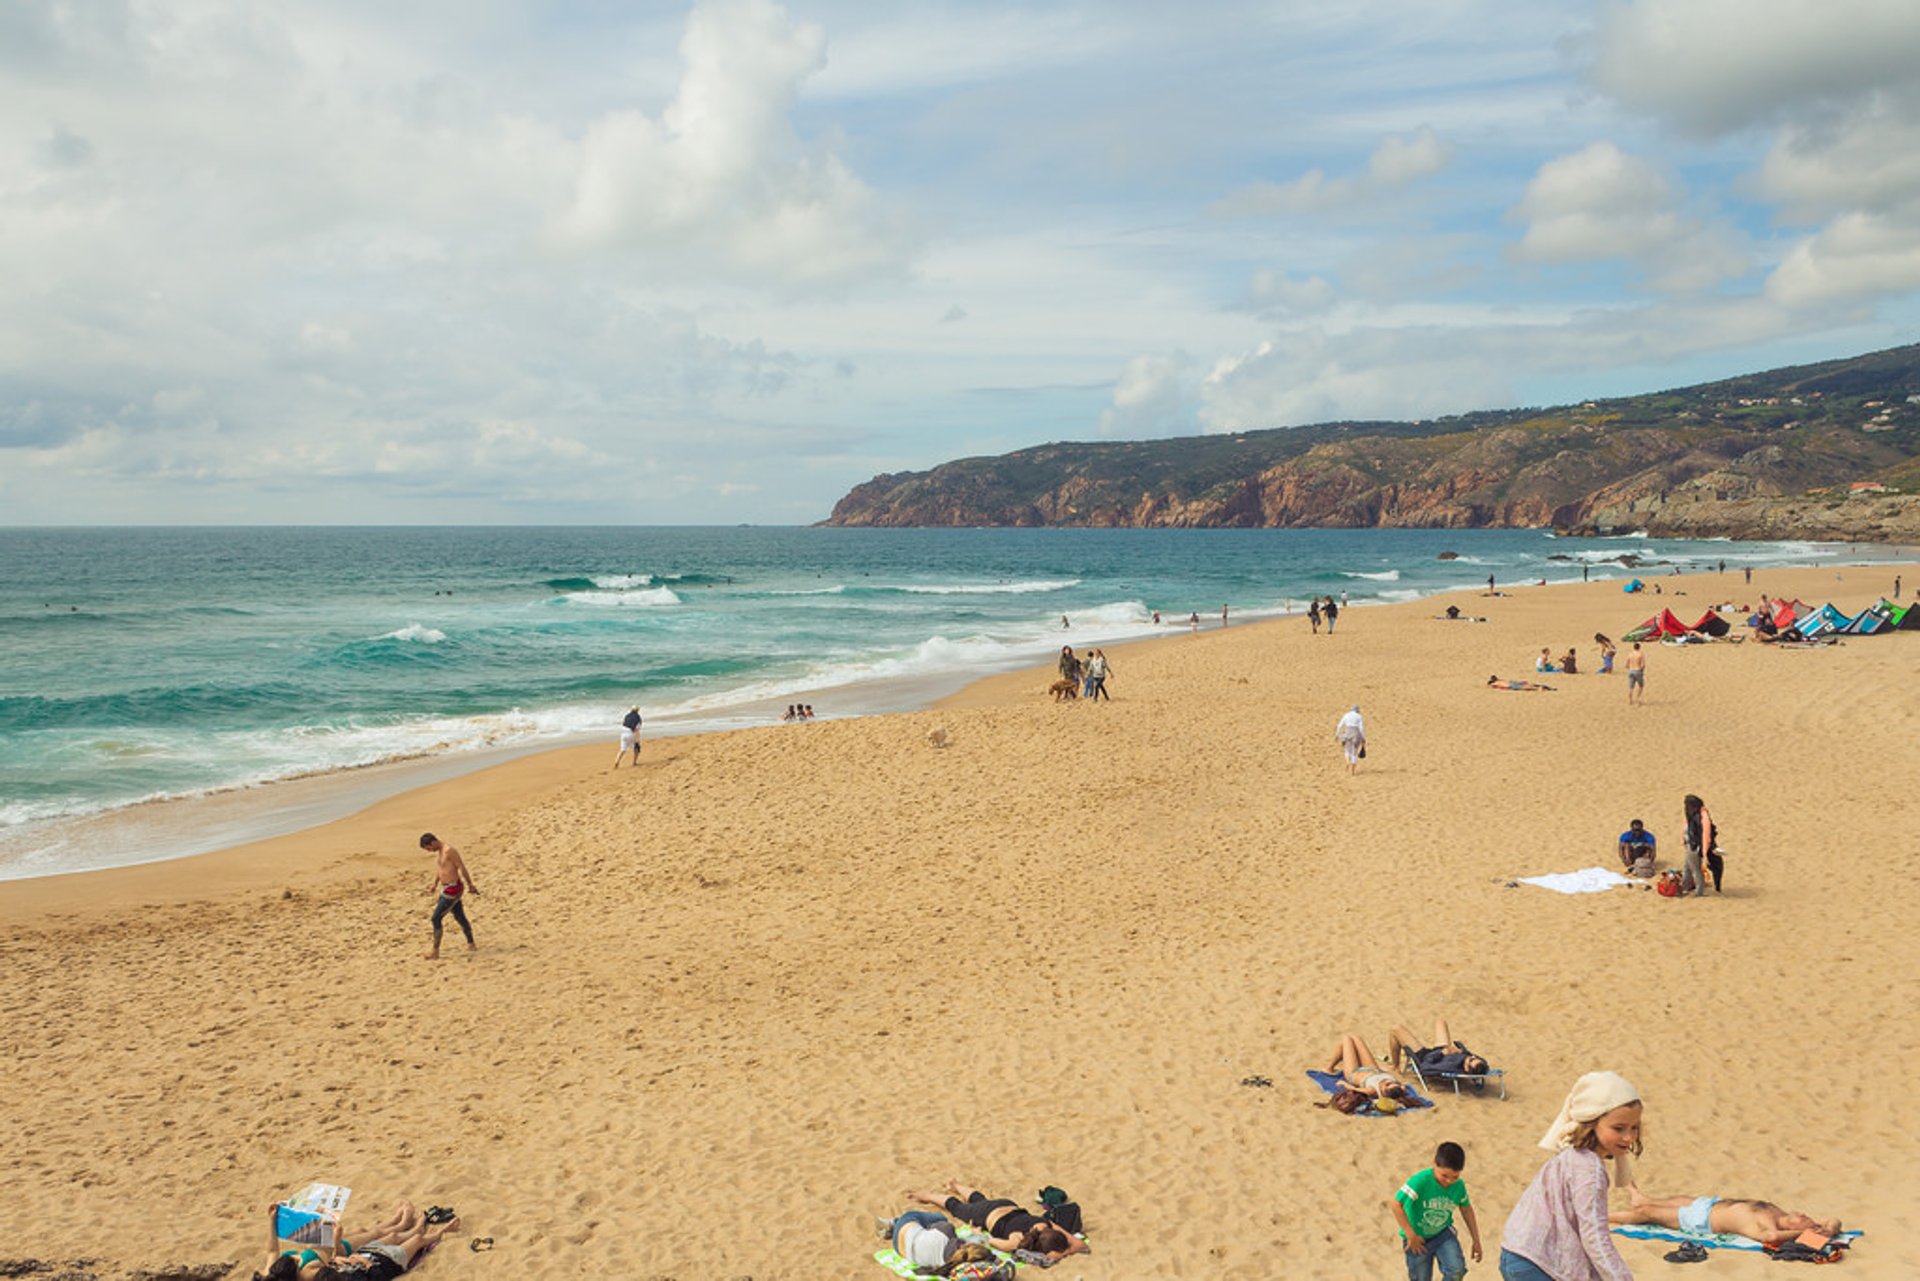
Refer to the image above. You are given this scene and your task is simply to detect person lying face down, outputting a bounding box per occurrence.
[1609,1189,1841,1245]
[902,1180,1089,1263]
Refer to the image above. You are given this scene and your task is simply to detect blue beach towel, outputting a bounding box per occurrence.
[1612,1223,1863,1253]
[1305,1070,1433,1116]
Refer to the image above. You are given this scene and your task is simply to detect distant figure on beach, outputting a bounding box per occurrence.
[256,1198,461,1281]
[1324,595,1339,633]
[902,1181,1089,1263]
[801,703,815,719]
[1595,634,1615,674]
[1534,648,1557,674]
[1500,1071,1641,1281]
[1221,602,1230,627]
[1340,590,1348,608]
[1308,598,1322,633]
[1624,643,1646,704]
[1322,1033,1408,1099]
[1609,1188,1841,1246]
[781,705,798,722]
[420,833,479,960]
[1487,574,1495,592]
[1683,793,1721,896]
[1487,677,1554,691]
[1745,565,1753,584]
[1559,648,1578,675]
[1617,819,1656,875]
[1153,610,1161,624]
[1583,564,1589,582]
[1058,644,1081,699]
[1189,611,1200,633]
[612,706,642,769]
[1335,704,1366,774]
[1896,574,1903,598]
[1085,649,1111,701]
[1061,614,1070,630]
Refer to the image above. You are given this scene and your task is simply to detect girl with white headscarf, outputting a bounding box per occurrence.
[1334,705,1365,774]
[1498,1071,1642,1280]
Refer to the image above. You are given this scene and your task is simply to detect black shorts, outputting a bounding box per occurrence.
[943,1193,1017,1231]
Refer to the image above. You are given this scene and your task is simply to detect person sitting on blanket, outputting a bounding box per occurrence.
[874,1209,997,1272]
[256,1201,460,1281]
[903,1181,1089,1263]
[1323,1033,1411,1100]
[1608,1188,1841,1245]
[1488,676,1554,691]
[1386,1017,1491,1079]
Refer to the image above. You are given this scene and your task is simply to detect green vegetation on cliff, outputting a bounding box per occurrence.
[824,345,1920,540]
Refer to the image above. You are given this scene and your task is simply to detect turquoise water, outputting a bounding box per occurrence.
[0,525,1873,871]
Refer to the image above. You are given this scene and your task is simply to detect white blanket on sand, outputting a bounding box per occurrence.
[1516,867,1638,894]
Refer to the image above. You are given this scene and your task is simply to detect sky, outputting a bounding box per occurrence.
[6,0,1920,524]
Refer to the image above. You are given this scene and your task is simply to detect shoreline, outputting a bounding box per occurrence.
[5,559,1918,1277]
[6,558,1913,918]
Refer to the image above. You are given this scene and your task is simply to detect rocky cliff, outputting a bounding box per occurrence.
[825,345,1920,542]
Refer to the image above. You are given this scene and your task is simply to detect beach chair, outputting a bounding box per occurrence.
[1402,1056,1507,1101]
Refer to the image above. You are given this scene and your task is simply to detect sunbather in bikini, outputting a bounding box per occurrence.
[1323,1033,1410,1099]
[1386,1017,1490,1077]
[255,1201,460,1281]
[1488,676,1554,691]
[903,1180,1089,1263]
[1609,1188,1841,1244]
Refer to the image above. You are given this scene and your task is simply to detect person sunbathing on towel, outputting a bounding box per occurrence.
[1386,1017,1491,1078]
[903,1181,1088,1263]
[255,1201,460,1281]
[1488,676,1554,691]
[1323,1033,1411,1100]
[1608,1189,1841,1245]
[872,1209,998,1273]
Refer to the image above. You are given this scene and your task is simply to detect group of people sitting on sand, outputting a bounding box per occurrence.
[254,1200,462,1281]
[780,704,816,721]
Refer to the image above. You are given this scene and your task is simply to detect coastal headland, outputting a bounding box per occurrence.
[3,563,1916,1278]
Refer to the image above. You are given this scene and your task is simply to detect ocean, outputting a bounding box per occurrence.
[0,525,1884,878]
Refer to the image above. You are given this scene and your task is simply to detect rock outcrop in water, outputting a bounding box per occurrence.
[824,345,1920,541]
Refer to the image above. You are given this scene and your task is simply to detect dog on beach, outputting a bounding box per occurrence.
[1048,678,1077,701]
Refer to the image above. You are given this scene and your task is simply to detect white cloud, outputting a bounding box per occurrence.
[1766,211,1920,306]
[1097,353,1196,439]
[1581,0,1920,135]
[1216,127,1453,216]
[555,0,914,287]
[1755,94,1920,223]
[1510,142,1746,291]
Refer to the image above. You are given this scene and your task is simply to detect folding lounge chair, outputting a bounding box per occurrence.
[1402,1055,1507,1100]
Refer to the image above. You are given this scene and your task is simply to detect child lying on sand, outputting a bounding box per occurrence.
[1609,1189,1841,1245]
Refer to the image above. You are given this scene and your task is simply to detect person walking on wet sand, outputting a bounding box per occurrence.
[1624,643,1646,705]
[612,705,642,769]
[420,833,479,960]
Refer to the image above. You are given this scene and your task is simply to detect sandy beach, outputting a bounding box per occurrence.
[3,562,1917,1279]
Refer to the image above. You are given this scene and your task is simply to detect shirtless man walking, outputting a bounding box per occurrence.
[1624,642,1647,705]
[420,832,480,960]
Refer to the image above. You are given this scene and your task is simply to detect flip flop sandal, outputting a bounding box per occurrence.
[469,1238,494,1253]
[424,1206,456,1225]
[1662,1242,1708,1263]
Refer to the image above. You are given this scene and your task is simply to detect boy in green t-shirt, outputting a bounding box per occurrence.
[1391,1141,1483,1281]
